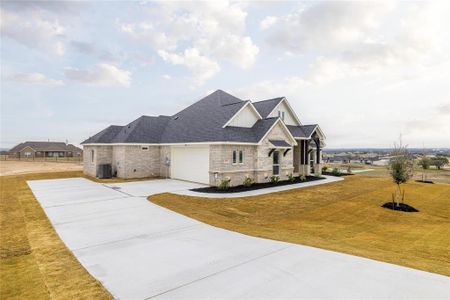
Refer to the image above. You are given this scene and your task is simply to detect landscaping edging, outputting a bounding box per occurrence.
[191,176,325,193]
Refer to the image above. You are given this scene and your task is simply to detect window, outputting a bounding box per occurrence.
[239,150,243,164]
[91,150,94,162]
[141,146,149,151]
[24,152,32,157]
[273,151,280,175]
[278,110,285,121]
[232,150,237,164]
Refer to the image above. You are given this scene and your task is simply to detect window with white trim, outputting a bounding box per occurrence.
[239,150,243,164]
[273,151,280,175]
[91,149,94,162]
[278,110,285,121]
[232,150,237,164]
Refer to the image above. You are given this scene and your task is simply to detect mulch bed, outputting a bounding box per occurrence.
[191,176,326,193]
[322,171,354,177]
[382,202,419,212]
[415,180,434,184]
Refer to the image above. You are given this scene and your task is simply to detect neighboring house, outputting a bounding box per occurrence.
[82,90,325,186]
[8,141,83,158]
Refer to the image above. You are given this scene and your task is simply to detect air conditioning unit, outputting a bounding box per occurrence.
[97,164,112,179]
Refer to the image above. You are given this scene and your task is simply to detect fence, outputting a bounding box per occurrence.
[1,154,83,163]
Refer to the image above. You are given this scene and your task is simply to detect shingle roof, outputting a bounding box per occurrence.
[269,140,291,147]
[301,125,318,137]
[287,124,318,138]
[81,90,322,145]
[252,97,284,118]
[82,125,124,144]
[9,141,82,153]
[111,116,170,143]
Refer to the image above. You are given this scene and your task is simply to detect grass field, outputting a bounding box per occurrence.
[325,162,450,184]
[0,171,114,299]
[150,175,450,276]
[0,160,83,176]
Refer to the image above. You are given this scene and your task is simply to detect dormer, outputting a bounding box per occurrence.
[223,101,262,128]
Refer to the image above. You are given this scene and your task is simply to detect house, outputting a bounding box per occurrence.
[8,141,83,158]
[81,90,325,186]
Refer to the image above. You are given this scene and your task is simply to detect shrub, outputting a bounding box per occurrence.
[299,175,306,181]
[431,156,448,170]
[322,166,328,172]
[331,168,340,176]
[218,178,231,190]
[288,173,295,182]
[270,175,280,184]
[243,176,253,187]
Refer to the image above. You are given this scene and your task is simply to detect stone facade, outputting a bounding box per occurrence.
[209,145,257,186]
[208,122,296,186]
[255,122,294,183]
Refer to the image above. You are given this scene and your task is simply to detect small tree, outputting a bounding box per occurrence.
[417,157,431,181]
[431,156,449,170]
[388,139,413,206]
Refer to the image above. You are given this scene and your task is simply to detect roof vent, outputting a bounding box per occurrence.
[174,116,179,120]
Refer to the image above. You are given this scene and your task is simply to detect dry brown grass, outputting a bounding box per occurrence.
[0,160,82,176]
[150,175,450,276]
[0,172,113,299]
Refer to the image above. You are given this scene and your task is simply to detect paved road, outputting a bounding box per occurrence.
[28,178,450,299]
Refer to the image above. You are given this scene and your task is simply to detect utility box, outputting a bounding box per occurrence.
[97,164,112,179]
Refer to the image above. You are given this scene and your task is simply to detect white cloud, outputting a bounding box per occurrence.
[0,8,66,55]
[118,1,259,84]
[267,2,395,53]
[158,48,220,86]
[4,72,63,85]
[265,1,450,85]
[64,64,131,87]
[260,16,277,30]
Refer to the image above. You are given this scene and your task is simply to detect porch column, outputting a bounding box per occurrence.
[299,139,310,176]
[313,137,322,175]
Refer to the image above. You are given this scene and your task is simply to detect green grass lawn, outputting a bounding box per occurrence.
[150,175,450,276]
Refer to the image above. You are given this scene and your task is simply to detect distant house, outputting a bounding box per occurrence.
[8,141,83,158]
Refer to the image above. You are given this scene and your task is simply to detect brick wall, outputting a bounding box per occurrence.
[83,145,113,177]
[209,145,257,186]
[120,145,160,178]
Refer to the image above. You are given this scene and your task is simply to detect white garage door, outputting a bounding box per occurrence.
[171,146,210,184]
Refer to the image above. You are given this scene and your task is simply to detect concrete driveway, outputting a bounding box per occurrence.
[28,178,450,299]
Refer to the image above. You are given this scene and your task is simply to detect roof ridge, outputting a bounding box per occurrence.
[221,100,248,107]
[253,97,284,104]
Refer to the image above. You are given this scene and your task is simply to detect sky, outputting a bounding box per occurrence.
[1,0,450,149]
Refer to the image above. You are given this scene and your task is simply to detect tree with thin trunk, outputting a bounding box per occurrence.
[388,139,414,207]
[431,156,449,170]
[418,156,431,182]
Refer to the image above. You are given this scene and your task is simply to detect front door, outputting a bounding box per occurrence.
[273,150,280,175]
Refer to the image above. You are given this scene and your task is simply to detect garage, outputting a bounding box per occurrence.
[171,145,210,184]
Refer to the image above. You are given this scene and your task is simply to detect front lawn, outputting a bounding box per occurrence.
[149,175,450,276]
[0,172,113,299]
